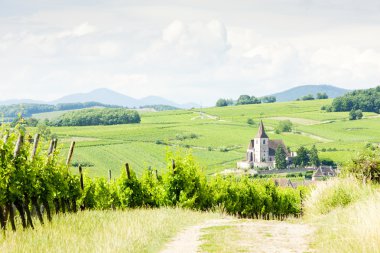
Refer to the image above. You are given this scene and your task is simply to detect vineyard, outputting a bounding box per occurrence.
[34,99,380,178]
[0,128,305,232]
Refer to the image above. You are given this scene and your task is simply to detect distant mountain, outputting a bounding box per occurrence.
[0,99,44,105]
[53,88,139,107]
[269,85,350,102]
[52,88,197,109]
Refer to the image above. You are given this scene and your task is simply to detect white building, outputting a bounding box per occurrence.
[237,121,294,169]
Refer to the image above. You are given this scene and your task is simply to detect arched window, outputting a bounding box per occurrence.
[263,140,266,144]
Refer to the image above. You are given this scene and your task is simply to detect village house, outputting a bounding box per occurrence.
[237,121,296,170]
[312,166,337,181]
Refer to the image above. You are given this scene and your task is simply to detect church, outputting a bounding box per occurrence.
[237,121,294,169]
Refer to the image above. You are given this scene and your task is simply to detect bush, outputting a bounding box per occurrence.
[247,118,255,125]
[155,140,165,145]
[275,120,293,133]
[342,147,380,183]
[164,151,210,209]
[216,98,233,107]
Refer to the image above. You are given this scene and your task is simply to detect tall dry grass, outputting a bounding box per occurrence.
[0,208,219,253]
[304,177,373,217]
[305,177,380,253]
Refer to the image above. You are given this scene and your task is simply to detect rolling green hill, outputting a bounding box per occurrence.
[41,99,379,178]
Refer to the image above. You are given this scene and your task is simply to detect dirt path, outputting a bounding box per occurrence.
[160,219,313,253]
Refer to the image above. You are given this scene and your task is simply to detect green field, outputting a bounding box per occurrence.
[34,99,380,177]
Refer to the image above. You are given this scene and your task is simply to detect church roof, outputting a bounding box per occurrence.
[255,121,269,139]
[268,140,289,156]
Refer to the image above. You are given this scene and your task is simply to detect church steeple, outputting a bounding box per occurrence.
[255,120,268,139]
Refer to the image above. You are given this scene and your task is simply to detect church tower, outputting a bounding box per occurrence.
[254,121,269,163]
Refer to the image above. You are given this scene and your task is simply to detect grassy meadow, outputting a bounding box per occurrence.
[0,208,218,253]
[304,178,380,252]
[32,99,380,177]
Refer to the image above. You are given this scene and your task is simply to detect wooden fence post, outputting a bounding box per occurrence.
[300,190,304,217]
[79,166,85,211]
[13,134,23,157]
[108,170,112,183]
[47,139,55,156]
[31,134,40,161]
[66,141,75,166]
[172,159,176,173]
[125,163,131,179]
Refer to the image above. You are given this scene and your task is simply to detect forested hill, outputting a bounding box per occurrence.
[330,86,380,113]
[270,85,349,102]
[0,102,120,119]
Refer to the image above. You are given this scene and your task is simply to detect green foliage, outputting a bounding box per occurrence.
[321,104,333,112]
[209,176,303,218]
[298,94,315,101]
[332,86,380,113]
[275,146,287,169]
[11,117,39,127]
[37,122,53,141]
[261,96,276,103]
[0,129,304,231]
[236,95,261,105]
[164,151,210,209]
[309,145,320,167]
[246,118,255,125]
[316,92,328,99]
[342,146,380,183]
[294,146,310,167]
[275,120,293,134]
[0,102,120,119]
[305,177,372,216]
[349,109,363,120]
[216,98,233,107]
[51,108,141,126]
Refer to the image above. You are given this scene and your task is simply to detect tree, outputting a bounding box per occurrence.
[275,120,293,134]
[261,96,276,103]
[236,95,261,105]
[237,95,252,105]
[349,110,357,120]
[247,118,255,125]
[294,147,309,167]
[216,99,228,107]
[37,122,52,141]
[349,109,363,120]
[331,86,380,113]
[275,146,287,170]
[301,94,315,101]
[355,109,363,119]
[316,93,328,99]
[309,145,320,167]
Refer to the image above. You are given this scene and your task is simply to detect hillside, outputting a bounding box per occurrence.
[43,99,380,178]
[270,85,349,102]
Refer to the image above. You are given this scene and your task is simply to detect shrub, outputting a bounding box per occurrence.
[275,120,293,133]
[164,151,210,209]
[247,118,255,125]
[342,147,380,183]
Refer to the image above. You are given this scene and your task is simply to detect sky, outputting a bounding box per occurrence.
[0,0,380,105]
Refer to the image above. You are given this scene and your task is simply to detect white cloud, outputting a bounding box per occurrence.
[0,1,380,104]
